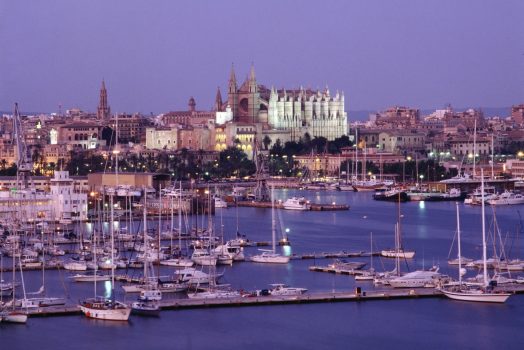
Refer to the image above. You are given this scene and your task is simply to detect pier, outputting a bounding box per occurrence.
[23,283,524,318]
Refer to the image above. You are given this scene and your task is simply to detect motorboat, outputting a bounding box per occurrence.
[380,248,415,259]
[487,190,524,205]
[282,197,310,210]
[69,272,111,283]
[138,289,162,301]
[352,180,384,192]
[373,188,409,202]
[268,284,307,296]
[174,268,220,285]
[464,186,497,205]
[214,196,228,208]
[327,259,366,271]
[191,249,217,266]
[160,257,194,267]
[131,301,160,317]
[251,250,290,264]
[388,268,442,288]
[63,259,88,271]
[187,285,240,299]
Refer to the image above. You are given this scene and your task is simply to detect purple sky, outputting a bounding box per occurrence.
[1,0,523,116]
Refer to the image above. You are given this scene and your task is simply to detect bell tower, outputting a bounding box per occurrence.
[227,64,238,120]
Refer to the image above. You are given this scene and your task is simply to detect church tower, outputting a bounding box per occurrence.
[247,64,260,123]
[214,87,223,112]
[97,80,110,120]
[227,64,238,119]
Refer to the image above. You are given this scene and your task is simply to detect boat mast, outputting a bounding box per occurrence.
[491,134,494,180]
[473,119,477,179]
[456,202,462,286]
[271,185,276,254]
[178,181,182,254]
[480,168,488,287]
[110,192,115,300]
[143,187,148,281]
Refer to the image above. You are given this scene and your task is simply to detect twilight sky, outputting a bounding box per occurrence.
[0,0,522,116]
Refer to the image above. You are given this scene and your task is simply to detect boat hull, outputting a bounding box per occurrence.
[80,305,131,321]
[440,289,511,303]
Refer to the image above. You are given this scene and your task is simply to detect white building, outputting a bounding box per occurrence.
[0,171,87,223]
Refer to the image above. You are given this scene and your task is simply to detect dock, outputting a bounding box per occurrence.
[21,283,524,318]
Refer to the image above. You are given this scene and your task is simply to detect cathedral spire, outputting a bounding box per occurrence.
[228,63,237,91]
[249,63,256,82]
[97,79,110,120]
[214,87,223,111]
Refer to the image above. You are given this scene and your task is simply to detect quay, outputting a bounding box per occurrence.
[21,285,524,318]
[25,288,443,318]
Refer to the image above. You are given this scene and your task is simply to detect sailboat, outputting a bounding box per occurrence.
[160,182,194,267]
[439,172,511,303]
[0,241,28,324]
[380,193,415,259]
[79,188,131,321]
[355,232,376,281]
[17,231,65,308]
[251,186,290,264]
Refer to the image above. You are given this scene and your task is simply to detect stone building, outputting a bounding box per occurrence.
[223,65,347,141]
[511,104,524,124]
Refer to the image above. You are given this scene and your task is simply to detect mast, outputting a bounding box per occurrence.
[110,192,115,300]
[271,185,276,254]
[178,182,182,255]
[456,202,462,285]
[491,134,494,180]
[473,119,477,178]
[143,187,148,281]
[481,168,488,286]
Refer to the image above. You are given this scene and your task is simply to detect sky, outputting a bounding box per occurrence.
[0,0,523,116]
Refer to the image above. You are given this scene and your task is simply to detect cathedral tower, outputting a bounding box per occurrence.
[97,80,111,120]
[227,64,238,119]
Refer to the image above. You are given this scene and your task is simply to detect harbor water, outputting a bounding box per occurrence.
[2,190,524,349]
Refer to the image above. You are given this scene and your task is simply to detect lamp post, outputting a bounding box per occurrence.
[403,156,412,184]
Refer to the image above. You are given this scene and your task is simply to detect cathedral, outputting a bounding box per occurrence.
[217,65,348,141]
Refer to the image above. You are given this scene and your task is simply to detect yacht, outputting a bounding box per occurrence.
[174,267,219,285]
[214,196,228,208]
[63,259,88,271]
[352,180,384,192]
[131,301,160,317]
[282,197,310,210]
[191,249,217,266]
[464,186,497,205]
[251,250,290,264]
[69,272,111,283]
[388,268,442,288]
[380,248,415,259]
[187,285,240,299]
[160,257,194,267]
[268,284,307,296]
[487,190,524,205]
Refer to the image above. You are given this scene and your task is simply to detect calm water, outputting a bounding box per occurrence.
[2,190,524,349]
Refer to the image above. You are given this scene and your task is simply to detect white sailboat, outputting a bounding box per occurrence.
[381,198,415,259]
[251,186,290,264]
[440,175,512,303]
[79,188,131,321]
